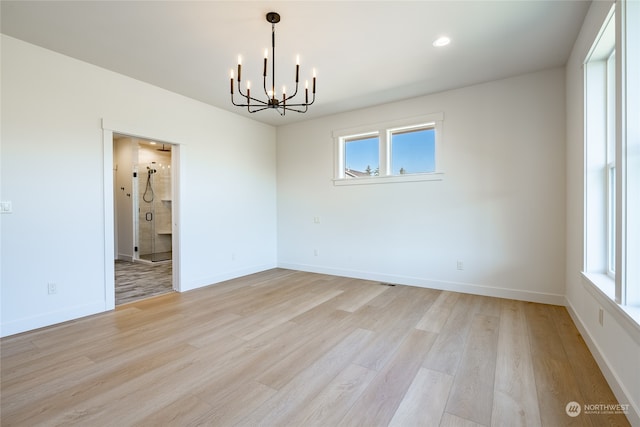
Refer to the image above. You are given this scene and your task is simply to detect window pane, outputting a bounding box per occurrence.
[345,135,379,178]
[391,128,435,175]
[608,164,616,275]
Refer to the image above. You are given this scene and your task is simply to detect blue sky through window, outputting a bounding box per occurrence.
[391,128,435,174]
[345,136,379,173]
[344,128,435,176]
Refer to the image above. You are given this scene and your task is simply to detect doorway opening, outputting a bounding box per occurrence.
[113,134,176,305]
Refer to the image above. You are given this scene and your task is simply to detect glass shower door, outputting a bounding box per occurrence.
[134,160,172,263]
[138,163,157,262]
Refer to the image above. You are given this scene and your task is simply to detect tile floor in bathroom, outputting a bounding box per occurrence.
[115,259,173,305]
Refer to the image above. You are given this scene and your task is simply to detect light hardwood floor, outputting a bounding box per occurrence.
[0,269,630,426]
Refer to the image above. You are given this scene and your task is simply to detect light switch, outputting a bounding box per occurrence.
[0,201,12,214]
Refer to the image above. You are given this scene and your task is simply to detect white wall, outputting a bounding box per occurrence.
[0,35,277,336]
[565,1,640,424]
[277,68,566,305]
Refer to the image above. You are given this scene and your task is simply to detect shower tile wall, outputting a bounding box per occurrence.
[138,145,172,257]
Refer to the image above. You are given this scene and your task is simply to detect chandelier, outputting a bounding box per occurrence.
[230,12,316,115]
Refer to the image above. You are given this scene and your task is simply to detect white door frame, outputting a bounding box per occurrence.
[102,119,183,310]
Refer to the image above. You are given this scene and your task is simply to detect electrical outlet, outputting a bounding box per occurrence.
[456,261,464,270]
[47,283,57,295]
[598,308,604,326]
[314,249,319,256]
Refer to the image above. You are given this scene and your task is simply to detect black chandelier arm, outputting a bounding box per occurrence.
[248,106,273,114]
[231,91,262,106]
[264,105,307,115]
[305,93,316,106]
[230,97,273,114]
[281,105,309,114]
[232,81,315,104]
[280,95,316,108]
[229,11,317,116]
[234,79,314,106]
[231,93,272,109]
[286,91,316,107]
[232,83,273,107]
[231,96,312,115]
[290,86,316,105]
[282,99,314,109]
[263,75,270,99]
[283,80,300,102]
[233,83,249,100]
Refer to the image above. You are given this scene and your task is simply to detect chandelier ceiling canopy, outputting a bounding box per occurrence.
[230,12,316,115]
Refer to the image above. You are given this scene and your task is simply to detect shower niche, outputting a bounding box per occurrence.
[114,136,173,263]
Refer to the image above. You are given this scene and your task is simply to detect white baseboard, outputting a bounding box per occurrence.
[1,263,279,337]
[564,299,640,427]
[117,254,134,262]
[180,262,278,292]
[1,301,106,338]
[277,263,564,305]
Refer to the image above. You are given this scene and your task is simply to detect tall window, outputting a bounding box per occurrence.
[620,0,640,308]
[585,0,639,312]
[606,49,616,277]
[585,7,616,288]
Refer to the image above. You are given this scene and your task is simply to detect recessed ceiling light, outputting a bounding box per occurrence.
[433,36,451,47]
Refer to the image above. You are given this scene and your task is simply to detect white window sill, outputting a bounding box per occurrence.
[581,272,640,344]
[582,272,616,299]
[334,172,444,186]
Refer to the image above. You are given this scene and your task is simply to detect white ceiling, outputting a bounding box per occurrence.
[1,0,590,127]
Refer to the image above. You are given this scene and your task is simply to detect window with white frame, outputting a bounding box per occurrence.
[390,125,436,175]
[606,49,616,278]
[584,1,640,317]
[584,6,616,290]
[620,0,640,309]
[334,113,443,185]
[344,133,380,178]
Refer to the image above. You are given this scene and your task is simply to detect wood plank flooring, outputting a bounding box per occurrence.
[0,269,631,426]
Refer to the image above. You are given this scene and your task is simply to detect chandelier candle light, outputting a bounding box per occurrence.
[230,12,316,115]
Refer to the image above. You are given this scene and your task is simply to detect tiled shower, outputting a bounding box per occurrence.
[114,136,172,263]
[136,143,172,262]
